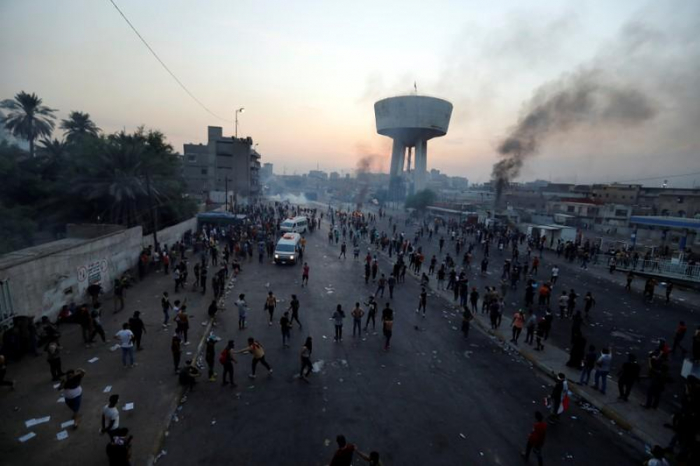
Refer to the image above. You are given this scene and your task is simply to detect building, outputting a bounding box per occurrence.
[261,163,274,180]
[183,126,261,200]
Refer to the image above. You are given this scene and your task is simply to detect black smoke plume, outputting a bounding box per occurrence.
[493,69,657,205]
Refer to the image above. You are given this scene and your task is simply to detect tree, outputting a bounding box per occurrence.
[39,137,69,158]
[1,91,56,158]
[60,111,100,144]
[405,188,437,211]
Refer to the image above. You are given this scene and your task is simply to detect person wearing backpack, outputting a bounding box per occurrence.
[219,340,237,387]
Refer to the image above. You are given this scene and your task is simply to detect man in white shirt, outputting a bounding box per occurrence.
[114,323,135,367]
[101,394,120,437]
[551,266,559,285]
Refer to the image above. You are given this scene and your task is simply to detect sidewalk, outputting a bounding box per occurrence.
[0,258,220,466]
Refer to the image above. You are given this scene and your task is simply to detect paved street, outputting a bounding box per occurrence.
[160,217,643,465]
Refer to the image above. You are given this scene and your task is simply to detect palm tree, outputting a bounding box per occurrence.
[39,137,69,158]
[0,91,57,157]
[60,111,100,144]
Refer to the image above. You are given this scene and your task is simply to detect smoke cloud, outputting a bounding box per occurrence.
[493,69,658,201]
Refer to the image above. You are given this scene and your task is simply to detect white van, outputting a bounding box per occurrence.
[274,233,302,265]
[280,216,308,234]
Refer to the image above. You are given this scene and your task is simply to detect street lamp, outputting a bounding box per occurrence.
[254,143,259,151]
[235,107,245,138]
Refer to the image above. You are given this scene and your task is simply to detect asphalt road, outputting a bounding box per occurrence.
[160,216,643,466]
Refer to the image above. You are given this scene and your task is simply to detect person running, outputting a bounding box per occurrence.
[511,309,525,344]
[60,368,86,429]
[101,394,120,438]
[300,336,313,380]
[264,291,277,326]
[301,262,310,287]
[382,304,394,351]
[521,411,547,466]
[333,305,345,342]
[375,274,386,298]
[280,311,293,348]
[219,340,237,387]
[289,294,302,329]
[128,311,146,351]
[351,303,365,338]
[236,338,272,379]
[235,294,248,330]
[114,323,136,367]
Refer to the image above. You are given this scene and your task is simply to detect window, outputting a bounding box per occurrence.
[188,155,197,163]
[201,168,208,175]
[567,206,575,213]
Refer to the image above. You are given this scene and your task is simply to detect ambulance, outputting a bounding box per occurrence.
[274,233,302,265]
[280,216,309,234]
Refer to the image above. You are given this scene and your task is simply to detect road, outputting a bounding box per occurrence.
[160,213,643,465]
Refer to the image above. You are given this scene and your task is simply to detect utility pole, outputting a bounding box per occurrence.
[225,176,229,212]
[145,172,158,250]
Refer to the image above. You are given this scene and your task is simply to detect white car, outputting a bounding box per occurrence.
[280,216,308,234]
[274,233,302,265]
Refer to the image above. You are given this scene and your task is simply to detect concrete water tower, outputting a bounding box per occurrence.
[374,95,453,199]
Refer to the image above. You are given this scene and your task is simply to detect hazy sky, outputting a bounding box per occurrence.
[2,0,699,186]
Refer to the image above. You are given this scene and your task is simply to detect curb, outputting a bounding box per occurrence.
[146,316,214,465]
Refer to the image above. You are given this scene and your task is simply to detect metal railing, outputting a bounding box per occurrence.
[0,278,15,331]
[597,255,700,282]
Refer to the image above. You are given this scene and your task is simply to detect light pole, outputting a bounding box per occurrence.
[235,107,245,138]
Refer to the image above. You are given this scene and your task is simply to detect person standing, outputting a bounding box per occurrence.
[115,323,136,367]
[280,312,293,348]
[365,296,377,331]
[461,307,473,339]
[665,282,674,304]
[174,306,190,345]
[208,299,219,327]
[330,435,356,466]
[235,338,272,379]
[45,337,63,381]
[220,340,237,387]
[339,241,347,259]
[579,345,597,386]
[583,292,596,320]
[511,309,525,344]
[101,394,120,437]
[300,336,313,380]
[617,354,640,401]
[521,411,547,466]
[333,305,345,342]
[235,294,248,330]
[593,347,612,394]
[382,304,394,351]
[550,266,559,285]
[128,311,146,351]
[351,303,365,338]
[625,271,634,291]
[161,292,172,328]
[201,335,216,382]
[60,368,86,428]
[264,291,277,326]
[557,291,568,319]
[113,279,125,314]
[200,265,208,295]
[469,287,479,313]
[171,334,182,373]
[417,287,428,317]
[547,373,569,424]
[90,304,107,344]
[387,274,396,299]
[375,274,386,298]
[301,262,310,287]
[524,310,537,345]
[644,365,671,409]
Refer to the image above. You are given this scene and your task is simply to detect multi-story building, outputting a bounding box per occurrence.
[183,126,261,200]
[591,183,641,205]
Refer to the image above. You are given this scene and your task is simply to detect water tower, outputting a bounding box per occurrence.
[374,95,453,199]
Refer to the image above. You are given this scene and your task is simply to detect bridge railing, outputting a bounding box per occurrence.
[596,255,700,281]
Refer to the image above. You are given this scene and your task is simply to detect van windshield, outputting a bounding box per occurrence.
[281,221,294,228]
[276,244,295,252]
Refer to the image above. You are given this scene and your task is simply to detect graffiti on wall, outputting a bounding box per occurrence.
[77,259,109,285]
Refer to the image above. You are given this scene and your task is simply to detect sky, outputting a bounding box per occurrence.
[1,0,699,186]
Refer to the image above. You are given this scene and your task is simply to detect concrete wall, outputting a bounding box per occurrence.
[1,215,200,322]
[142,217,197,250]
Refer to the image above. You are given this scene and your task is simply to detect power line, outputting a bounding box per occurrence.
[107,0,232,123]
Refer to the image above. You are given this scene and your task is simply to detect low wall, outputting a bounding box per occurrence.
[0,215,199,322]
